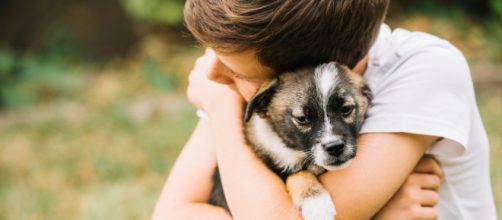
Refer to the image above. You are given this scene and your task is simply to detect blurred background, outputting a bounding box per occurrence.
[0,0,500,219]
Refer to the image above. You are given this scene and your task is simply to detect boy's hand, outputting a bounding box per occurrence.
[373,156,442,220]
[186,49,243,114]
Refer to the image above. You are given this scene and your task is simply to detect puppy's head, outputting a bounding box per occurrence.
[245,62,372,171]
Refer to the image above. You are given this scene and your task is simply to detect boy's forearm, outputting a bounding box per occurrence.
[152,121,233,220]
[319,133,436,219]
[215,139,302,219]
[208,104,303,220]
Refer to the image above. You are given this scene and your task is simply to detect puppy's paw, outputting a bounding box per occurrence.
[300,191,336,220]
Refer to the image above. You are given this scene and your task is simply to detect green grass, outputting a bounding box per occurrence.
[0,95,197,220]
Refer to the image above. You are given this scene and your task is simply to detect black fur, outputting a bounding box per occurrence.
[208,169,229,211]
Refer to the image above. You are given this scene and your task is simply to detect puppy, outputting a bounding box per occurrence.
[209,62,372,219]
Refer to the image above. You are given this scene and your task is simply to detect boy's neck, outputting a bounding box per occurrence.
[352,54,369,76]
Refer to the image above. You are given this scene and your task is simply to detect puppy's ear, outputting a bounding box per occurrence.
[244,78,279,122]
[355,83,373,130]
[361,84,373,103]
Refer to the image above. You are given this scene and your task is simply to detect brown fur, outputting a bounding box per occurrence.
[286,171,326,201]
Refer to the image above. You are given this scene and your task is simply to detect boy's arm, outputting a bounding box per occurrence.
[151,120,231,220]
[208,97,437,220]
[320,133,438,219]
[372,156,442,219]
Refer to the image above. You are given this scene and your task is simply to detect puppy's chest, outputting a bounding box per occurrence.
[245,116,325,178]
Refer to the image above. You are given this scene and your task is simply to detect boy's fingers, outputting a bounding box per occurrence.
[414,156,443,178]
[410,173,441,190]
[417,207,438,220]
[417,189,440,207]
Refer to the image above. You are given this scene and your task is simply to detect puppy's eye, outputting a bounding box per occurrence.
[340,106,354,117]
[293,115,309,125]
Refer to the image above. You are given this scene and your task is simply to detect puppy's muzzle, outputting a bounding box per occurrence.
[314,139,355,171]
[322,140,345,157]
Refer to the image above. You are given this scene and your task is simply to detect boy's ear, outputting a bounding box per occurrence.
[244,78,279,122]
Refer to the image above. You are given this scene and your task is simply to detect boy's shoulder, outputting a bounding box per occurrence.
[368,24,471,86]
[362,24,476,158]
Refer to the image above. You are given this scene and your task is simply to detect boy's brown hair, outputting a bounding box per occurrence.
[184,0,389,72]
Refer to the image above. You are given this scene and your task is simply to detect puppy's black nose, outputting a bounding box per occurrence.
[323,140,345,156]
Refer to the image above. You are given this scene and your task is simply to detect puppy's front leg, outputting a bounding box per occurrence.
[286,171,336,220]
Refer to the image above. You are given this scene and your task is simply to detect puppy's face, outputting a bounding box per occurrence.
[246,62,372,171]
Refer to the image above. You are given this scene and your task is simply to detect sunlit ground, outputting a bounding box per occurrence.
[0,16,501,219]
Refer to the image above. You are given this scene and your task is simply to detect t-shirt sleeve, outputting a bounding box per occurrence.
[360,45,473,157]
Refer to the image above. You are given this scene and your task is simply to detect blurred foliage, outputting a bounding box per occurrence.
[0,0,138,59]
[0,26,185,108]
[388,0,502,63]
[400,2,466,22]
[489,0,502,61]
[0,53,84,108]
[143,59,179,91]
[493,0,502,19]
[486,22,502,62]
[0,28,84,107]
[122,0,185,26]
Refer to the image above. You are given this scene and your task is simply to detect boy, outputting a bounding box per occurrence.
[153,0,496,219]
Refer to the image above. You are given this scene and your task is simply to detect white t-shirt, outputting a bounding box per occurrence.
[361,24,497,219]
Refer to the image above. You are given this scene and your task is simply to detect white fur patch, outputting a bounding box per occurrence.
[314,63,342,151]
[300,191,336,220]
[314,63,339,106]
[313,144,328,168]
[252,116,307,172]
[321,118,335,147]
